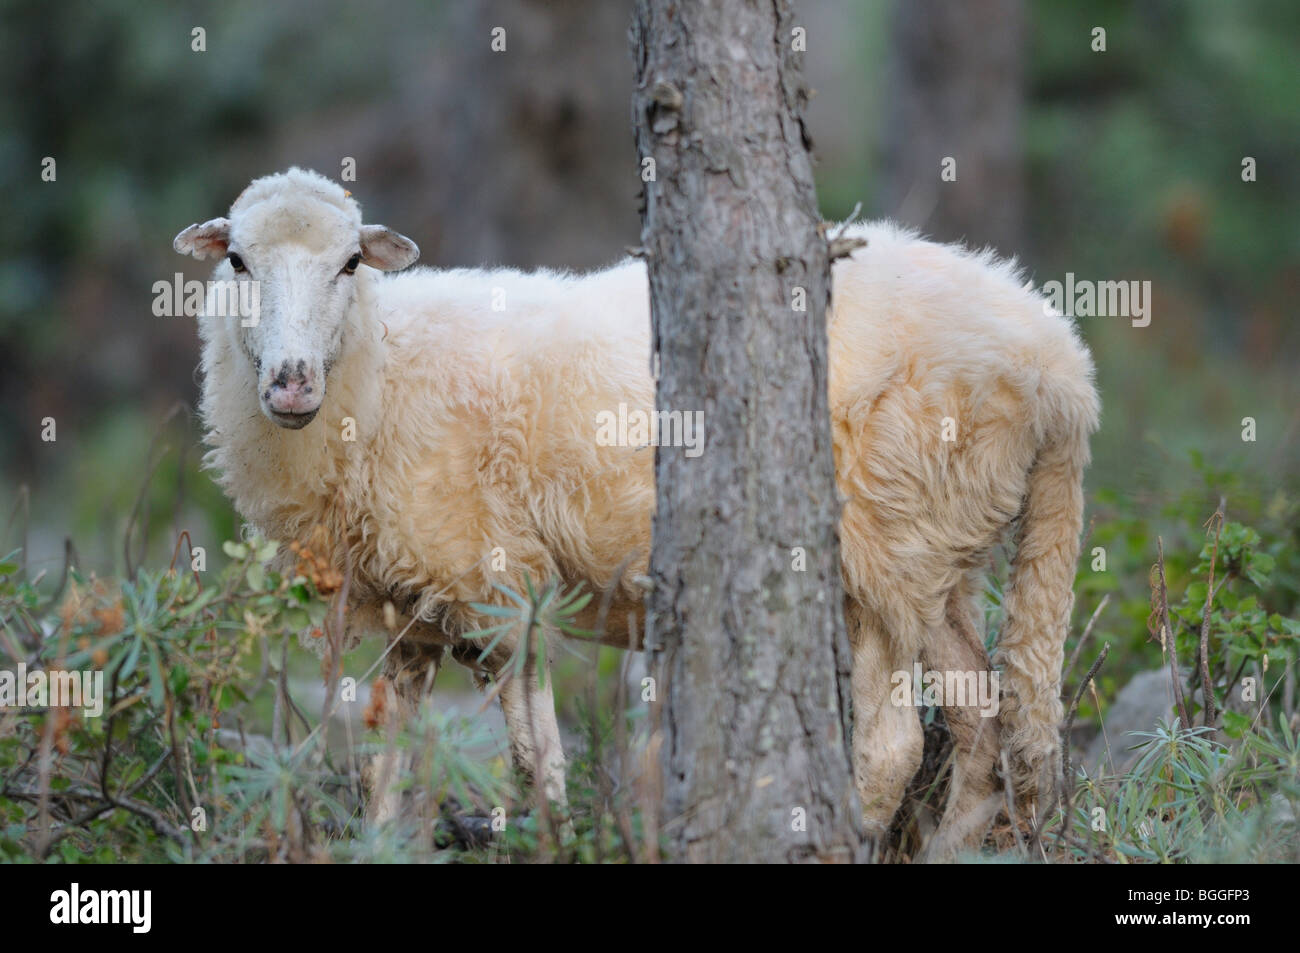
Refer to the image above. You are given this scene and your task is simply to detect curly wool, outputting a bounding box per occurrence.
[195,170,1099,832]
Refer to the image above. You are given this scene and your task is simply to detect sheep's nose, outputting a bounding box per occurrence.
[264,369,320,415]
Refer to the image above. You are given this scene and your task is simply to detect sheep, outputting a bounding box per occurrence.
[175,167,1099,847]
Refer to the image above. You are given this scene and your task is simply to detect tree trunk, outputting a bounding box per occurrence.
[631,0,861,864]
[878,0,1025,254]
[429,0,640,269]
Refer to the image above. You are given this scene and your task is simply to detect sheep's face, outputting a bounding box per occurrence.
[175,198,418,429]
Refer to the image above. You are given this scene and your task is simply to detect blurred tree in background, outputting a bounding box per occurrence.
[877,0,1026,251]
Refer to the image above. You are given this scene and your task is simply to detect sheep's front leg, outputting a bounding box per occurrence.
[363,675,421,825]
[495,655,569,817]
[364,635,440,825]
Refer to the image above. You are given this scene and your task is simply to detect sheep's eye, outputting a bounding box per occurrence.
[344,254,362,274]
[228,253,246,273]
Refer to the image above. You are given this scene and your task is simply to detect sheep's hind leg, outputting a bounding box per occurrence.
[920,591,1002,859]
[847,603,925,841]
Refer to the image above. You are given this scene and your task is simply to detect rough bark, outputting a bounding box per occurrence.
[631,0,861,864]
[878,0,1025,253]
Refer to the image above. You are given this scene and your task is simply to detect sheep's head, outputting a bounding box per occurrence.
[174,168,418,429]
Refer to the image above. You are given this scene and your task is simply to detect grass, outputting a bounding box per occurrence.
[0,458,1296,862]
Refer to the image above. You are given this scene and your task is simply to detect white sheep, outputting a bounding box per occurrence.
[175,168,1099,847]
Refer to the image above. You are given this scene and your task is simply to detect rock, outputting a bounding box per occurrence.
[215,728,276,764]
[1081,668,1176,776]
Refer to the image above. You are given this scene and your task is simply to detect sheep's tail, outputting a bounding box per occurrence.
[995,382,1097,813]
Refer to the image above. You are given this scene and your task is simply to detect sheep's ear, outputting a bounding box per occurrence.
[174,218,231,260]
[360,225,419,271]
